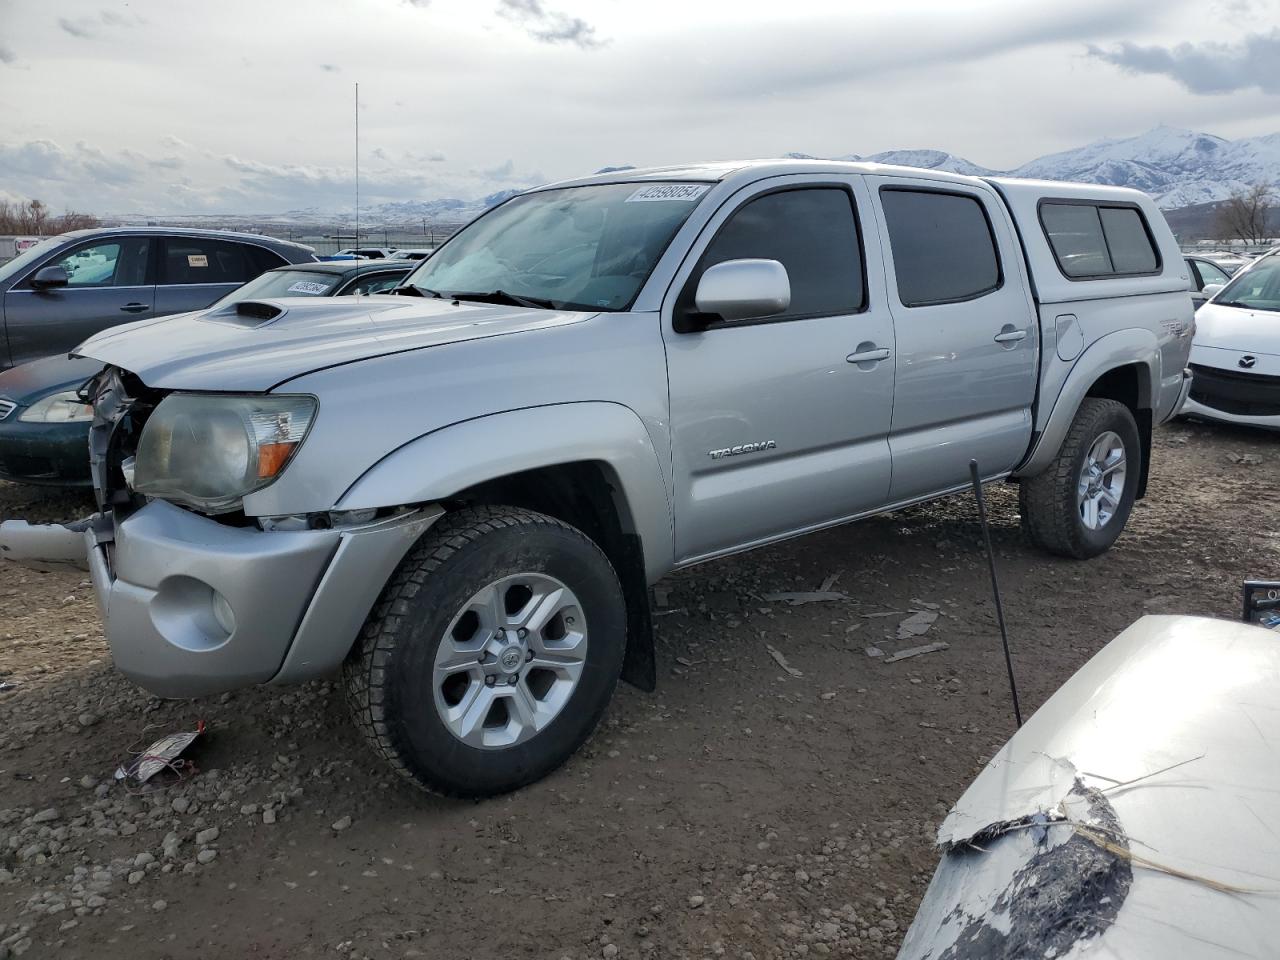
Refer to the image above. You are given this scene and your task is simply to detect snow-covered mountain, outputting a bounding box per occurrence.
[805,127,1280,209]
[110,129,1277,231]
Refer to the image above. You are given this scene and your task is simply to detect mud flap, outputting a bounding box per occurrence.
[618,532,656,692]
[0,517,93,572]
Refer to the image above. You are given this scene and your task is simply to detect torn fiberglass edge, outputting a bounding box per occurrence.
[924,780,1133,960]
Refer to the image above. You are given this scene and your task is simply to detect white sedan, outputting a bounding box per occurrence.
[1181,250,1280,431]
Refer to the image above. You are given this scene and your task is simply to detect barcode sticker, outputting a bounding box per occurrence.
[625,184,709,203]
[287,281,330,295]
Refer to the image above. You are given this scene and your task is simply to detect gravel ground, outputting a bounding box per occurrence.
[0,419,1276,959]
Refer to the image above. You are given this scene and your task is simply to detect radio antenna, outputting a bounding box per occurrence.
[354,81,360,285]
[969,460,1023,728]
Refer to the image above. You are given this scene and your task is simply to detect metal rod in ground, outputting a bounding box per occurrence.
[969,459,1023,728]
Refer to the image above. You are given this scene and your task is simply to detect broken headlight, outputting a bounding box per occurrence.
[133,394,316,514]
[19,390,95,423]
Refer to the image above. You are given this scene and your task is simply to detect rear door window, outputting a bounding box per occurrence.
[160,238,256,285]
[879,188,1001,306]
[1040,202,1160,279]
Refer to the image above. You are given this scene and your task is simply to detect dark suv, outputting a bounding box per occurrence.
[0,228,316,370]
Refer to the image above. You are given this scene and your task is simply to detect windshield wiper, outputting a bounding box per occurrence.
[390,284,445,298]
[450,289,558,310]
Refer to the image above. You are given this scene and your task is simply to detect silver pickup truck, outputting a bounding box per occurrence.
[1,161,1194,797]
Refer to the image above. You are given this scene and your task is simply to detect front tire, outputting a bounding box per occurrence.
[1019,398,1141,559]
[344,506,626,798]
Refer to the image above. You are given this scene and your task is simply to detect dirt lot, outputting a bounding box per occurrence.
[0,420,1276,960]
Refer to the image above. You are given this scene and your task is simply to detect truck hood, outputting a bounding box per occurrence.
[1194,300,1280,356]
[73,296,590,391]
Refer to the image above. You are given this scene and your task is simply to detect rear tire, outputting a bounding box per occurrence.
[1019,398,1141,559]
[344,505,626,798]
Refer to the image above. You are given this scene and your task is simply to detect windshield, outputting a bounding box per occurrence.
[211,269,342,307]
[401,182,710,311]
[0,236,72,286]
[1215,255,1280,312]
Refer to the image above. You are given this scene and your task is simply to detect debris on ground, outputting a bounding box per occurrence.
[114,721,206,785]
[884,642,950,663]
[896,610,939,640]
[653,586,672,607]
[764,644,803,678]
[865,645,885,659]
[762,590,849,605]
[1227,452,1263,465]
[863,611,906,618]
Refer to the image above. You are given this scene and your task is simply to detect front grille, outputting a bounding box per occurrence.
[1189,363,1280,417]
[0,398,16,421]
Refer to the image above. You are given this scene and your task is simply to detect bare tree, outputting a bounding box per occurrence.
[1213,183,1276,244]
[0,198,99,235]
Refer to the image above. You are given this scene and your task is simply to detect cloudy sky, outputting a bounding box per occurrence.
[2,0,1279,215]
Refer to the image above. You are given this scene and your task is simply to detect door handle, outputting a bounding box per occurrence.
[846,347,891,364]
[993,328,1026,344]
[120,303,150,313]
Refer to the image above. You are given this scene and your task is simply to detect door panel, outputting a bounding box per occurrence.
[867,177,1038,501]
[153,282,242,315]
[662,176,895,563]
[2,237,154,365]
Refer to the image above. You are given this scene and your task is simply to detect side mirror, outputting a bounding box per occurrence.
[31,265,69,290]
[1202,283,1224,299]
[693,259,791,325]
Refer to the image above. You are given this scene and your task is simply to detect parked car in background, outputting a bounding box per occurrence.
[389,248,436,261]
[0,228,315,371]
[0,259,413,486]
[1207,252,1259,275]
[324,247,393,260]
[1182,250,1280,431]
[1185,255,1235,308]
[1,160,1192,797]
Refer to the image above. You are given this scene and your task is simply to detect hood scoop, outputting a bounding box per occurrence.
[202,300,287,329]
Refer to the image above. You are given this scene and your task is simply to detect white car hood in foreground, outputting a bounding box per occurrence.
[74,296,589,391]
[1194,301,1280,356]
[898,615,1280,960]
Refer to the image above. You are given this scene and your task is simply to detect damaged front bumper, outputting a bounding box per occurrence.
[1,501,441,698]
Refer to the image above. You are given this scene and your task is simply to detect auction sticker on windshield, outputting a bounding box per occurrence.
[626,184,709,203]
[287,280,330,295]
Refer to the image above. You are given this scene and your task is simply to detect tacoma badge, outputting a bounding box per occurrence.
[708,440,776,460]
